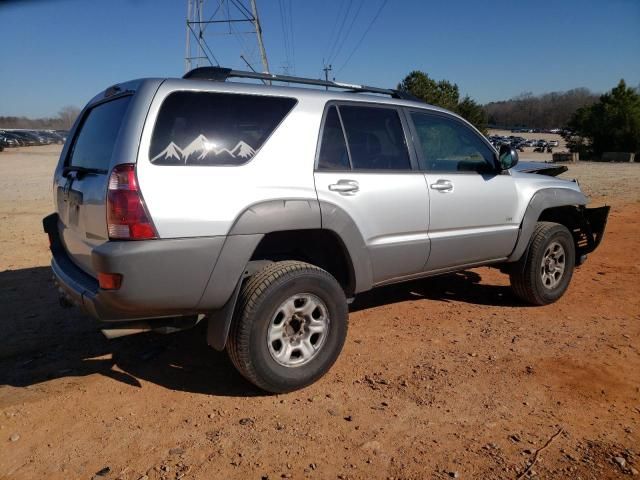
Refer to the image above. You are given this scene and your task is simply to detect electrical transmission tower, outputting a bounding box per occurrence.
[185,0,270,74]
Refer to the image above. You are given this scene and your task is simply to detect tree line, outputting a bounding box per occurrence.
[398,71,639,158]
[0,106,80,130]
[484,88,600,130]
[396,71,602,133]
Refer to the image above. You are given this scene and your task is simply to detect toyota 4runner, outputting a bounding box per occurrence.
[43,67,609,392]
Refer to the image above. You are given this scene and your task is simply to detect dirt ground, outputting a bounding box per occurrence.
[0,145,639,480]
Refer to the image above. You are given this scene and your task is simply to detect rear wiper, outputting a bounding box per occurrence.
[62,166,107,178]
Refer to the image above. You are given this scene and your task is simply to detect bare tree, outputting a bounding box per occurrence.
[484,88,599,129]
[58,106,81,129]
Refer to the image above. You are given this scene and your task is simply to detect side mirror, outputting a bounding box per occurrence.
[499,144,519,170]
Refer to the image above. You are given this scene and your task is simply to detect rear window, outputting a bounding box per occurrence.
[149,92,297,166]
[68,96,132,170]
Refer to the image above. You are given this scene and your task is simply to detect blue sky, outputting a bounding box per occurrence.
[1,0,639,117]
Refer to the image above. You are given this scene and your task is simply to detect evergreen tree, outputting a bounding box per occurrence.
[567,80,640,157]
[397,71,486,132]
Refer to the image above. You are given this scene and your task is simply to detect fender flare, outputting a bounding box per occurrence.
[225,198,373,294]
[202,198,372,350]
[508,188,588,262]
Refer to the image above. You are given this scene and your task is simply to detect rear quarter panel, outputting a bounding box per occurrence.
[136,80,323,238]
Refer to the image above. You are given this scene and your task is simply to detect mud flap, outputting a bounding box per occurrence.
[206,260,274,351]
[580,205,611,255]
[206,278,243,351]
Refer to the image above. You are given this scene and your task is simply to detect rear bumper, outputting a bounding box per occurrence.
[43,213,225,322]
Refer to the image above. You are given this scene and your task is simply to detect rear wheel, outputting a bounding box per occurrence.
[227,261,348,393]
[510,222,575,305]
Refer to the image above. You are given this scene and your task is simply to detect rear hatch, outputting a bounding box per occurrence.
[54,94,134,276]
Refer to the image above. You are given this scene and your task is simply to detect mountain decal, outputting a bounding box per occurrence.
[230,141,256,159]
[151,135,257,165]
[151,142,183,164]
[181,134,211,162]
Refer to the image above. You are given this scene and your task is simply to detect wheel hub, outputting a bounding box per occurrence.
[267,293,330,367]
[283,315,306,341]
[540,241,566,289]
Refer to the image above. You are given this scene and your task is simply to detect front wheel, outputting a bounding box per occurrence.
[227,261,348,393]
[510,222,576,305]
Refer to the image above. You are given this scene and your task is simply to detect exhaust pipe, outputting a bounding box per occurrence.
[58,294,74,308]
[101,322,153,339]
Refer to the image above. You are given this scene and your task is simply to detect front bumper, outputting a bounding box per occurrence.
[43,213,225,322]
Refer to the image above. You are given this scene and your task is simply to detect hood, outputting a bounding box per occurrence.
[513,161,568,177]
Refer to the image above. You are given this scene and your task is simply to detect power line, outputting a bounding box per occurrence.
[277,0,297,74]
[287,0,295,73]
[322,0,347,65]
[326,0,353,64]
[327,0,363,65]
[336,0,388,75]
[278,0,290,70]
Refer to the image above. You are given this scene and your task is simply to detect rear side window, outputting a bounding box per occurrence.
[317,106,350,170]
[150,92,296,166]
[68,96,132,170]
[339,105,411,170]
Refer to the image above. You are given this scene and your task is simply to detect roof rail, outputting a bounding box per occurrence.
[182,67,419,101]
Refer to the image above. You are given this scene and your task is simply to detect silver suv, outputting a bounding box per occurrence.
[44,67,609,392]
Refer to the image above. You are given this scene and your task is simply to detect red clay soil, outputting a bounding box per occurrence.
[0,150,638,479]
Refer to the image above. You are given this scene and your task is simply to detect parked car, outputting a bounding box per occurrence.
[54,130,69,142]
[35,131,53,144]
[26,131,48,145]
[43,67,610,393]
[548,140,559,147]
[0,132,21,147]
[51,131,67,143]
[11,131,38,146]
[3,132,23,146]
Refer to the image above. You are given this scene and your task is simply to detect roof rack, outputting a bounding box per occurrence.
[182,67,420,101]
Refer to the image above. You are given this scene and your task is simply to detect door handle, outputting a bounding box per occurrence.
[430,179,453,192]
[329,180,359,194]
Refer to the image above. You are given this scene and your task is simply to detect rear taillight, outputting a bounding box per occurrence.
[107,164,157,240]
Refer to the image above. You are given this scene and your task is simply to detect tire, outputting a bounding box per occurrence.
[227,261,348,393]
[509,222,576,305]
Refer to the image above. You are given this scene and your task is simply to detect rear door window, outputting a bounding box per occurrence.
[68,96,132,170]
[339,105,411,170]
[317,106,350,170]
[150,92,297,166]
